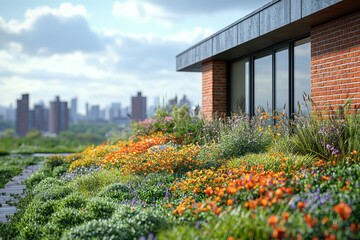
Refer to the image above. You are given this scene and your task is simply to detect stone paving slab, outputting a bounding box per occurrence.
[0,163,42,223]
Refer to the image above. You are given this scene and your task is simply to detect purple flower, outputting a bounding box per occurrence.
[326,144,331,149]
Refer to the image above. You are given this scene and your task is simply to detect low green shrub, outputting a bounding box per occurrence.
[71,170,128,196]
[45,155,67,169]
[43,207,88,239]
[25,166,53,188]
[61,219,131,240]
[85,197,117,219]
[97,183,133,201]
[52,164,69,177]
[159,207,272,240]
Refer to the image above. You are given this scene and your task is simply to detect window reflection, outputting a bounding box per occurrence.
[294,37,311,114]
[254,51,272,113]
[230,58,249,114]
[275,47,289,114]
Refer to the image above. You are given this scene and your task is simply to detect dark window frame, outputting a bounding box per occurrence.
[228,34,310,117]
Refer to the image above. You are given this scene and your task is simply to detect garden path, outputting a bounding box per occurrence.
[0,163,42,223]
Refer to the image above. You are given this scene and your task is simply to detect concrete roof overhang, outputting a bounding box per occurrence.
[176,0,360,72]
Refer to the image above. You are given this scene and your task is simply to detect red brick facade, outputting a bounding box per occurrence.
[202,61,227,118]
[311,11,360,112]
[201,11,360,117]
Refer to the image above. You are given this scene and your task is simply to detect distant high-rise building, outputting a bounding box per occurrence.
[33,105,46,132]
[16,94,29,137]
[70,97,77,122]
[85,102,89,121]
[109,102,121,121]
[89,105,100,121]
[131,92,146,122]
[6,104,16,122]
[49,96,69,135]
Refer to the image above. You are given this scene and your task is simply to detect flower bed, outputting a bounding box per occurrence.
[1,104,359,240]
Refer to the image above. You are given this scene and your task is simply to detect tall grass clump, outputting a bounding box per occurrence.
[203,114,272,160]
[289,99,360,162]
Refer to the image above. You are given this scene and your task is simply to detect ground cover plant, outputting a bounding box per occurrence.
[0,102,359,239]
[0,156,42,188]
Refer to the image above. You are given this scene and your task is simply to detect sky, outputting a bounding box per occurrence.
[0,0,270,114]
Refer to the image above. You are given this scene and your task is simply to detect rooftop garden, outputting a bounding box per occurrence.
[1,101,359,240]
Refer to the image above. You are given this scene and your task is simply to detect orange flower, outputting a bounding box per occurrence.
[275,189,282,197]
[271,226,287,240]
[261,198,268,206]
[350,223,357,232]
[321,176,330,181]
[333,202,352,220]
[303,214,317,227]
[214,207,222,215]
[281,212,289,221]
[298,202,306,212]
[204,187,214,197]
[227,199,233,206]
[268,215,279,227]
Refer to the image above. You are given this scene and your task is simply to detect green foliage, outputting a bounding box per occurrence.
[25,165,53,188]
[0,120,14,131]
[159,207,272,240]
[61,219,132,240]
[72,170,128,196]
[228,152,314,172]
[97,183,133,201]
[205,115,272,160]
[85,197,117,219]
[0,156,42,188]
[287,100,360,162]
[45,154,67,169]
[69,122,118,136]
[25,129,41,139]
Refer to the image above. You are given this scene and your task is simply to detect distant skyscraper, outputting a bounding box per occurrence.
[49,96,69,135]
[85,102,89,121]
[90,105,100,121]
[33,105,46,132]
[6,104,16,122]
[16,94,29,137]
[131,92,146,122]
[70,97,77,122]
[109,102,121,121]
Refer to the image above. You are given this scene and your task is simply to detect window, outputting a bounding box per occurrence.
[275,47,289,113]
[229,35,310,117]
[254,51,272,113]
[294,37,311,114]
[230,58,249,114]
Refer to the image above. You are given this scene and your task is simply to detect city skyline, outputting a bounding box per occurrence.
[0,92,194,116]
[0,1,270,114]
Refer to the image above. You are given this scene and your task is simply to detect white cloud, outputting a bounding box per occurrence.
[112,0,175,27]
[0,3,208,110]
[3,3,88,33]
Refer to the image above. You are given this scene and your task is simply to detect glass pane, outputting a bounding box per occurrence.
[275,47,289,114]
[254,51,272,113]
[294,37,311,114]
[230,58,249,114]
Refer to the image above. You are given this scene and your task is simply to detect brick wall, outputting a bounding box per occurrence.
[202,61,227,118]
[311,11,360,113]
